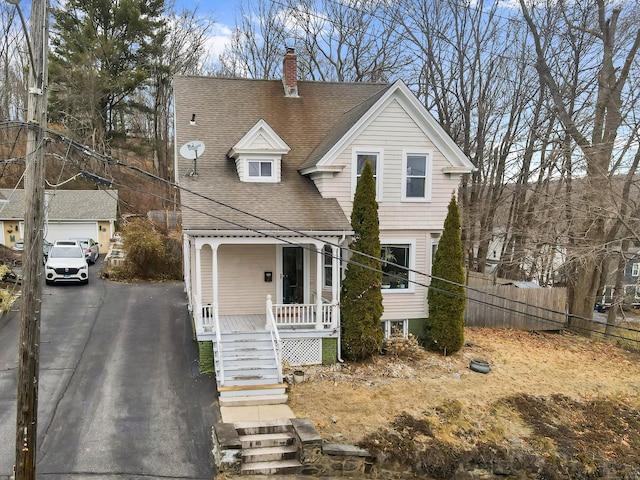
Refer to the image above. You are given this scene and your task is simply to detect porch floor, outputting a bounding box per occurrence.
[218,314,324,333]
[219,314,265,333]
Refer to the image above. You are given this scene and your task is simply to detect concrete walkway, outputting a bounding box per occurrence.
[220,404,296,423]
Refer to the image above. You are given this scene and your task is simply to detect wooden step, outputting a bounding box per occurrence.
[241,459,302,475]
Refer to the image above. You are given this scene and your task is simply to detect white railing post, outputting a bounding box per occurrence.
[316,298,323,330]
[212,302,224,386]
[194,296,202,334]
[266,295,273,330]
[265,295,283,383]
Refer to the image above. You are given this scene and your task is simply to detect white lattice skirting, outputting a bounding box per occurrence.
[282,338,322,366]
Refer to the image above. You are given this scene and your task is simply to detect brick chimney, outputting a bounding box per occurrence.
[282,47,298,97]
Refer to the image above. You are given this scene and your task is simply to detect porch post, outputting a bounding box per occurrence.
[211,242,219,306]
[316,243,323,330]
[332,244,340,329]
[183,235,191,300]
[195,244,202,306]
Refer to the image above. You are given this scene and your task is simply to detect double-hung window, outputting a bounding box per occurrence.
[353,150,382,200]
[402,151,431,201]
[632,263,640,277]
[381,241,415,292]
[323,245,333,288]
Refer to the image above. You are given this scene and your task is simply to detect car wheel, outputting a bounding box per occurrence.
[469,358,491,374]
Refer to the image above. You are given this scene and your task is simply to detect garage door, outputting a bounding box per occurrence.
[40,222,99,243]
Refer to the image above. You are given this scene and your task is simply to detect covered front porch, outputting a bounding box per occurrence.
[185,231,345,339]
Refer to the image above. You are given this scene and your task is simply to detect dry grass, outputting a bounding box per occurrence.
[287,328,640,446]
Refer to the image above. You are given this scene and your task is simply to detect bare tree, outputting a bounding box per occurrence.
[394,0,545,275]
[520,0,640,326]
[216,0,288,79]
[216,0,405,82]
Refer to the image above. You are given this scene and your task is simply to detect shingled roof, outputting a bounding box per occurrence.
[0,189,118,220]
[174,76,389,232]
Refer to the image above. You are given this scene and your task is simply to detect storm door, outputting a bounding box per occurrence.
[282,246,304,304]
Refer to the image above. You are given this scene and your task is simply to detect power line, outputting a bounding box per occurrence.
[32,127,639,343]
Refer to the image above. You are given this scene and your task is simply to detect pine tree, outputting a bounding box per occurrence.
[340,161,384,361]
[426,194,466,355]
[49,0,167,143]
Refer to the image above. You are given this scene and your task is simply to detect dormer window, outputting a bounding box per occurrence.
[248,160,273,180]
[228,119,290,183]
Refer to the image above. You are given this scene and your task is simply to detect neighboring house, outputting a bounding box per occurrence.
[0,189,118,253]
[174,49,474,402]
[597,247,640,310]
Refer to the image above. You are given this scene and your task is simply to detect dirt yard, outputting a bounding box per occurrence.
[287,327,640,478]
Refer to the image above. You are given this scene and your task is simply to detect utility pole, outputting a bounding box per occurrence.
[13,0,48,477]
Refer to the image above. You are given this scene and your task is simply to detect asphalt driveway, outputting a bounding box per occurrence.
[0,260,217,479]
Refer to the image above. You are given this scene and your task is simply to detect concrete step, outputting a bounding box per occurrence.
[238,431,297,449]
[234,419,292,436]
[219,394,289,407]
[242,444,299,463]
[241,459,302,475]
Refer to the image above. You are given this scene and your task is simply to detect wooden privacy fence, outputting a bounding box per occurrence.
[465,285,567,331]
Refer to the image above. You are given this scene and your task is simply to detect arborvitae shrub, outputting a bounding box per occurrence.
[341,161,384,360]
[425,194,465,355]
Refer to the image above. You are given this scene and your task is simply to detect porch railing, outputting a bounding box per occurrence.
[271,300,336,329]
[194,298,225,385]
[265,296,283,384]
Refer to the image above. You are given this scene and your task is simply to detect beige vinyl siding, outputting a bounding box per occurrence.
[309,248,318,300]
[380,230,431,321]
[234,158,245,179]
[218,244,277,315]
[318,99,463,231]
[97,221,111,252]
[200,245,213,305]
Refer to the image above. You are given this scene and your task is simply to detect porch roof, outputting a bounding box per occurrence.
[184,229,353,240]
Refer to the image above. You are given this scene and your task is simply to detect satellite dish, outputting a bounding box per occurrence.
[180,141,205,160]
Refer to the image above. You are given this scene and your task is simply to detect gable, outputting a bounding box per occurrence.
[228,119,291,184]
[300,79,474,176]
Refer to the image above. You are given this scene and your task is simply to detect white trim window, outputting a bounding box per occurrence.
[383,319,408,339]
[246,160,274,181]
[402,150,432,201]
[632,263,640,277]
[352,149,382,200]
[381,240,415,293]
[323,244,333,288]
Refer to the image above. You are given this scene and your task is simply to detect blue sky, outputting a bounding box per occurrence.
[177,0,238,59]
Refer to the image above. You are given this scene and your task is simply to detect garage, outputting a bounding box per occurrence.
[39,222,99,243]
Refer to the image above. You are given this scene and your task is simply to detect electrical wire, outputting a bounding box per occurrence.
[32,129,639,344]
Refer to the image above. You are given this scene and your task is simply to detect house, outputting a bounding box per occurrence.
[174,49,474,402]
[0,189,118,252]
[596,246,640,311]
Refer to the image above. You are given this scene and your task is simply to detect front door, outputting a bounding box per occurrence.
[282,246,304,304]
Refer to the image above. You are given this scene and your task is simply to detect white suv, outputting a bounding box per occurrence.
[45,241,89,285]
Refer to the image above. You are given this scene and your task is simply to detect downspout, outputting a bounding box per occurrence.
[337,234,346,363]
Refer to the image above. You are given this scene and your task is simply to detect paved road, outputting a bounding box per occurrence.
[0,260,218,479]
